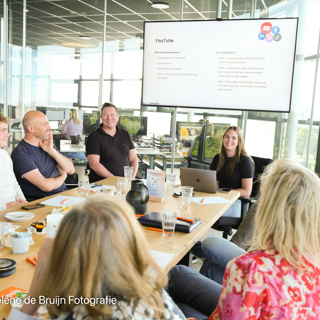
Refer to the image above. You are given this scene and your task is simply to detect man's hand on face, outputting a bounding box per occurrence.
[39,131,54,154]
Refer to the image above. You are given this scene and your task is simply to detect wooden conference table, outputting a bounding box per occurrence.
[0,177,239,317]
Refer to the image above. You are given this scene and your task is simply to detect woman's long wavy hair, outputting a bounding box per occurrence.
[40,195,168,319]
[216,125,252,175]
[70,108,82,125]
[250,159,320,271]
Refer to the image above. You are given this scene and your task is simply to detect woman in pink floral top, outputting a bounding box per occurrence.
[169,159,320,320]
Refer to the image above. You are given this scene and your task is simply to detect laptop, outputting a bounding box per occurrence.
[180,167,217,193]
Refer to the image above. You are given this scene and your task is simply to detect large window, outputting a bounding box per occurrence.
[2,0,320,173]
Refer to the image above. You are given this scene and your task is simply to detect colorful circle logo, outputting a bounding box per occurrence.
[272,26,280,34]
[258,33,266,40]
[260,22,273,34]
[274,34,282,42]
[266,34,274,42]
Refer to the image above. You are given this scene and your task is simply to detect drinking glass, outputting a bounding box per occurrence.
[78,139,85,149]
[84,182,91,198]
[124,166,134,183]
[180,186,194,209]
[78,181,87,199]
[162,211,177,237]
[117,177,127,195]
[166,174,176,189]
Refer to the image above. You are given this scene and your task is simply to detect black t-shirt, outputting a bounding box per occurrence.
[210,154,254,190]
[86,124,135,183]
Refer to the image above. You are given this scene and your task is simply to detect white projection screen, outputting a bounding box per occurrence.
[142,18,298,113]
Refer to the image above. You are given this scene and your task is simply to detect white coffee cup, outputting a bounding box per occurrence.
[46,214,64,238]
[11,236,31,254]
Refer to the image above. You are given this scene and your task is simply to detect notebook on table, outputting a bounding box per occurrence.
[138,211,201,233]
[180,167,217,193]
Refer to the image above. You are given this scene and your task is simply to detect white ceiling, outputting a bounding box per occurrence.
[3,0,285,49]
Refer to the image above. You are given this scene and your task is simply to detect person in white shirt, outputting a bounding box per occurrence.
[0,113,27,210]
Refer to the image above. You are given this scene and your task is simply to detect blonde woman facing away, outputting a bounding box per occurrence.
[9,196,186,320]
[61,108,83,140]
[169,159,320,319]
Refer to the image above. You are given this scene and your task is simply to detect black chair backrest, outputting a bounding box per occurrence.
[250,156,273,198]
[65,173,79,190]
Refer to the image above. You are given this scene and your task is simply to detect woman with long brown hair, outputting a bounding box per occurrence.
[191,126,254,269]
[212,125,253,201]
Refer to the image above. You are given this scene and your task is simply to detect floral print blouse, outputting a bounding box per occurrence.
[210,249,320,319]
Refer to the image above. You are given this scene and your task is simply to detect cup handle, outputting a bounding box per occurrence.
[142,184,149,204]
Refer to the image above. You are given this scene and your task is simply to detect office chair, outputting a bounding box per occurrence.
[212,156,273,239]
[65,173,79,190]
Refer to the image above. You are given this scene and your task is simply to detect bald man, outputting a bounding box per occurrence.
[11,111,75,201]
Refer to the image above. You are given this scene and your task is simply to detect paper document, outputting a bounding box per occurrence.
[149,250,175,269]
[192,197,231,204]
[3,223,20,235]
[91,185,112,192]
[40,195,85,207]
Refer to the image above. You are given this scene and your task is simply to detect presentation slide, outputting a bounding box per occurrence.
[142,19,298,112]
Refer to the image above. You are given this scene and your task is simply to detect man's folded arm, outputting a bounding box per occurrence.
[23,169,67,192]
[46,148,75,175]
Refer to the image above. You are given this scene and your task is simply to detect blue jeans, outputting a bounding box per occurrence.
[191,235,246,284]
[168,265,222,319]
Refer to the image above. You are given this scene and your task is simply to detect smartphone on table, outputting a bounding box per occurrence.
[173,192,195,197]
[220,188,232,194]
[21,203,46,210]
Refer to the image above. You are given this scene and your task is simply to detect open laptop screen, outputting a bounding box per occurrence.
[180,167,217,193]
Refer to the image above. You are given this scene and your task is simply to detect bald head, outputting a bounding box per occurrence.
[23,111,46,131]
[23,111,51,141]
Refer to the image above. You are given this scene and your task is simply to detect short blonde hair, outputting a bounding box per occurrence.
[40,195,167,319]
[0,114,9,124]
[251,159,320,271]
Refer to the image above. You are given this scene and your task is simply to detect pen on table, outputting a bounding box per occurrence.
[26,257,36,266]
[147,227,162,232]
[177,217,195,223]
[200,198,205,204]
[61,198,68,205]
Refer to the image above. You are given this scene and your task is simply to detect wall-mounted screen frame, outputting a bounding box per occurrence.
[142,18,298,113]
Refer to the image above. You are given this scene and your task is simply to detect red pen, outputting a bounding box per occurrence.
[200,198,205,204]
[147,227,162,232]
[61,198,68,205]
[177,217,195,223]
[26,257,36,266]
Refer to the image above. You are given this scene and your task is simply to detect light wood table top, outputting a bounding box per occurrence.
[0,177,239,318]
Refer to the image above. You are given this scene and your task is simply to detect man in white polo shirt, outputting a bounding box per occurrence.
[0,113,27,210]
